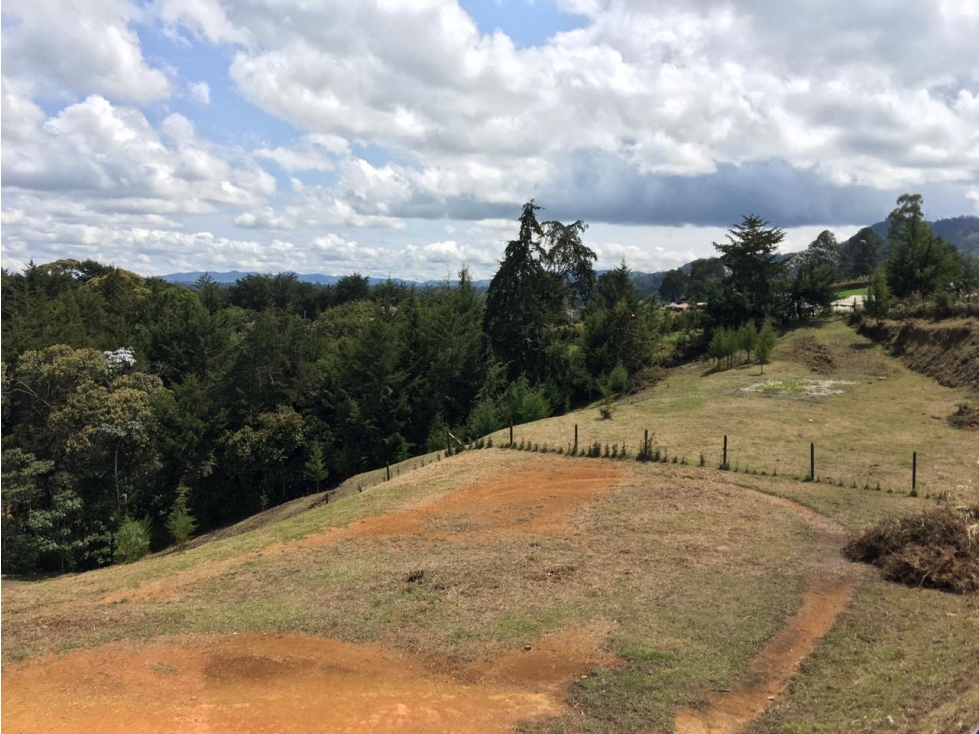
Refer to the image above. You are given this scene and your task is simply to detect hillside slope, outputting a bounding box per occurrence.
[856,317,979,390]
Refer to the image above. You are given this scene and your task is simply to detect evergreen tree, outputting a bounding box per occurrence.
[885,194,958,298]
[712,215,790,324]
[303,444,330,495]
[484,202,562,383]
[756,321,777,374]
[165,485,197,549]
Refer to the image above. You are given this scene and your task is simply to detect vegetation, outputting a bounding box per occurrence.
[0,205,674,574]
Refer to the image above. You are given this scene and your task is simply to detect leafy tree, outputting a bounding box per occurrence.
[165,485,197,550]
[756,321,777,374]
[711,215,790,324]
[333,273,372,306]
[885,194,958,298]
[841,227,885,279]
[686,258,725,301]
[790,232,840,318]
[1,449,55,574]
[114,518,151,564]
[28,474,87,572]
[658,268,688,303]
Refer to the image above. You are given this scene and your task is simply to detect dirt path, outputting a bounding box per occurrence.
[672,483,863,734]
[1,627,619,734]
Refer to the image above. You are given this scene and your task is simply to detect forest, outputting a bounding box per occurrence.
[2,195,975,574]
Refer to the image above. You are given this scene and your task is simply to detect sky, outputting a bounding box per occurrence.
[2,0,978,280]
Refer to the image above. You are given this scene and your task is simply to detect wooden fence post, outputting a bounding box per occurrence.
[574,424,578,452]
[912,452,917,491]
[810,442,815,481]
[722,435,728,469]
[386,463,391,481]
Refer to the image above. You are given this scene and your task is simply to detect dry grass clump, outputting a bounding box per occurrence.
[948,402,979,431]
[843,506,979,594]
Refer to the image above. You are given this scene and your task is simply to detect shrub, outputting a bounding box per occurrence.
[843,507,979,593]
[607,363,629,395]
[114,518,151,564]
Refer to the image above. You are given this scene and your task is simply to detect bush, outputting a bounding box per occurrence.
[842,507,979,593]
[607,363,628,395]
[114,518,151,564]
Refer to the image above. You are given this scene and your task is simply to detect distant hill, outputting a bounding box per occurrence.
[863,215,979,254]
[159,270,492,289]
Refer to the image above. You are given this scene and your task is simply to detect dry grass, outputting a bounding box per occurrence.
[843,506,979,593]
[490,319,979,502]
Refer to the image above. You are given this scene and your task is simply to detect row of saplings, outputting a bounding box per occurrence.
[844,503,979,594]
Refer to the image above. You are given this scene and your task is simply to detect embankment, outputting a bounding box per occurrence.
[855,317,979,389]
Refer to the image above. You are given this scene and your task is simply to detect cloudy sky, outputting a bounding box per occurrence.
[2,0,978,280]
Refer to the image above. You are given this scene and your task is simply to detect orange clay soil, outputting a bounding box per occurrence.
[103,460,627,605]
[1,625,620,734]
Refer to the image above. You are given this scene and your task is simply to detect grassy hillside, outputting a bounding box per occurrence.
[3,317,977,734]
[490,318,978,504]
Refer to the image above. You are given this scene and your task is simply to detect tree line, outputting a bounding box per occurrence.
[0,203,673,574]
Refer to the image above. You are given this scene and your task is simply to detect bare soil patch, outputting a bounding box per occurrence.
[787,335,835,374]
[1,627,618,734]
[104,460,625,605]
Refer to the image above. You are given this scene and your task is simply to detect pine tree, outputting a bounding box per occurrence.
[756,321,777,374]
[712,215,790,324]
[166,484,197,551]
[303,444,329,495]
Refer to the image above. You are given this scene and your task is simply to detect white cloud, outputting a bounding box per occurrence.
[188,81,211,104]
[254,135,351,172]
[174,0,979,210]
[1,94,275,221]
[1,0,171,103]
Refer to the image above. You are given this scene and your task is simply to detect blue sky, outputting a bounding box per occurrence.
[2,0,977,279]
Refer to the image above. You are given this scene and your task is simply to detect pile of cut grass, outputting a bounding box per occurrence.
[843,506,979,593]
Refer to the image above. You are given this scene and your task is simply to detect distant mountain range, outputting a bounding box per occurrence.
[159,216,978,294]
[160,270,493,289]
[865,215,979,253]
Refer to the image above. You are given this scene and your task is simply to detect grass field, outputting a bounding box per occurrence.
[3,317,978,733]
[835,287,869,300]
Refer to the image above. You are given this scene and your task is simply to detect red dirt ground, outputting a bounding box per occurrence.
[1,627,619,734]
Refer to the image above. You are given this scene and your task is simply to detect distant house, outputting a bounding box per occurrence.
[666,302,689,312]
